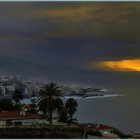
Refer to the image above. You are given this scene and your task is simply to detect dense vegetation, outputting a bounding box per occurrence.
[37,82,78,125]
[57,98,78,125]
[12,89,23,110]
[0,99,14,111]
[0,127,84,138]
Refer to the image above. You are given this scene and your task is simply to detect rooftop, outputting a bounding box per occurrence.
[80,123,114,131]
[0,111,40,119]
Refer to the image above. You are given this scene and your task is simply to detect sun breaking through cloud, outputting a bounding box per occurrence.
[89,59,140,71]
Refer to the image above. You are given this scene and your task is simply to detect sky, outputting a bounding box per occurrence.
[1,2,140,87]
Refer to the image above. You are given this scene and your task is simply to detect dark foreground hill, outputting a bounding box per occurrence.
[0,126,84,138]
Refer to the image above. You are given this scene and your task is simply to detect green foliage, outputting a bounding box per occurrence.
[0,99,14,111]
[14,103,22,111]
[38,83,78,125]
[38,82,64,125]
[87,130,102,136]
[57,98,78,125]
[57,106,68,123]
[12,89,23,111]
[12,89,23,107]
[65,98,78,125]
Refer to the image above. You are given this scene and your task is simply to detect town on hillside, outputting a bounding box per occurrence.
[0,74,114,99]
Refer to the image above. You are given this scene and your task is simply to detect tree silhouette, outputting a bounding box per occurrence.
[57,106,68,123]
[65,98,78,125]
[12,89,23,110]
[38,83,63,125]
[57,98,78,125]
[0,99,14,111]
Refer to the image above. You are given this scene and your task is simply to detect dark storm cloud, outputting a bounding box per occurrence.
[0,2,140,76]
[0,2,140,40]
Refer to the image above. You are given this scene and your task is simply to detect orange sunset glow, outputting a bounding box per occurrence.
[89,59,140,71]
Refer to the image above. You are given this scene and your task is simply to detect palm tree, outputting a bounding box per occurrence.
[38,82,64,125]
[57,106,68,123]
[65,98,78,125]
[12,89,23,110]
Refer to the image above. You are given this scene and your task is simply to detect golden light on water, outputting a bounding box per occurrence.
[89,59,140,71]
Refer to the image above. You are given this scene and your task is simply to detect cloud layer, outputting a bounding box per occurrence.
[0,2,140,79]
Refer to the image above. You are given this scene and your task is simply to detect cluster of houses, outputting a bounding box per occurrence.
[0,110,139,139]
[80,123,140,139]
[80,123,119,138]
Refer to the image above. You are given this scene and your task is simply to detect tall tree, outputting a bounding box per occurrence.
[57,106,68,123]
[65,98,78,125]
[38,82,63,125]
[30,92,37,113]
[12,89,23,110]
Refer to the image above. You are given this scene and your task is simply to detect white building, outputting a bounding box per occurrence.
[0,111,40,127]
[6,85,15,92]
[0,86,5,95]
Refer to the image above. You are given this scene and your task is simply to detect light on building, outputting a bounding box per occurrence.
[104,132,108,134]
[24,108,28,111]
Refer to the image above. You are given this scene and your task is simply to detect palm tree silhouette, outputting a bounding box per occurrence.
[38,82,63,125]
[57,105,68,123]
[65,98,78,125]
[12,89,23,110]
